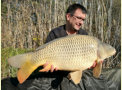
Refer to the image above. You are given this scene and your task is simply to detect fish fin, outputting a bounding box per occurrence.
[17,61,38,84]
[8,53,32,68]
[39,64,51,72]
[68,70,82,84]
[93,60,102,78]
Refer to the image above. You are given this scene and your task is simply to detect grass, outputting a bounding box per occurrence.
[1,48,33,79]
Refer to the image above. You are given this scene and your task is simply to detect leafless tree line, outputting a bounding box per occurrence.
[1,0,121,68]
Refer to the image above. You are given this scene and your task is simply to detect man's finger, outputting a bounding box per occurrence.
[101,60,103,63]
[43,62,48,68]
[51,65,54,72]
[54,67,58,71]
[93,62,97,67]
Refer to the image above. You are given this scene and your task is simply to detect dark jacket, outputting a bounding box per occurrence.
[45,24,88,43]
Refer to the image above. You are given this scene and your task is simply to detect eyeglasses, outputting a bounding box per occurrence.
[71,15,85,22]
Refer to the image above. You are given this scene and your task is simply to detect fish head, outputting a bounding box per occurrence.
[98,42,116,60]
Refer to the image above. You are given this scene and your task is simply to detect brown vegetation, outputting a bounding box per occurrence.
[2,0,121,68]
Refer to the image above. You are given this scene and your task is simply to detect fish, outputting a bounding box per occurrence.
[8,35,116,84]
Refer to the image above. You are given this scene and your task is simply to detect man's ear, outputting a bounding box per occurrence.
[66,13,71,21]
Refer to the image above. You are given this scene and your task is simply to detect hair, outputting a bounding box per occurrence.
[66,3,87,15]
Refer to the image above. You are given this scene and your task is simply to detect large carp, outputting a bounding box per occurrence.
[8,35,116,84]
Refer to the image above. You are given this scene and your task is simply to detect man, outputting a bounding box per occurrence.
[44,3,97,73]
[40,3,98,88]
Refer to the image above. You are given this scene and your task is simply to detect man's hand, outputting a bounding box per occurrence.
[88,60,103,69]
[43,62,58,72]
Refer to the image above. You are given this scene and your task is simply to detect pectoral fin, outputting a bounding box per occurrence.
[93,61,102,78]
[68,70,82,84]
[17,61,38,84]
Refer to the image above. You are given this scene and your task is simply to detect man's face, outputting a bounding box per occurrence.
[66,9,86,31]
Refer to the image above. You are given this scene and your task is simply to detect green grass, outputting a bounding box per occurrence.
[1,48,33,79]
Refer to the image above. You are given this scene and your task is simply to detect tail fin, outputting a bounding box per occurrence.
[8,52,44,84]
[8,52,32,68]
[17,61,38,84]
